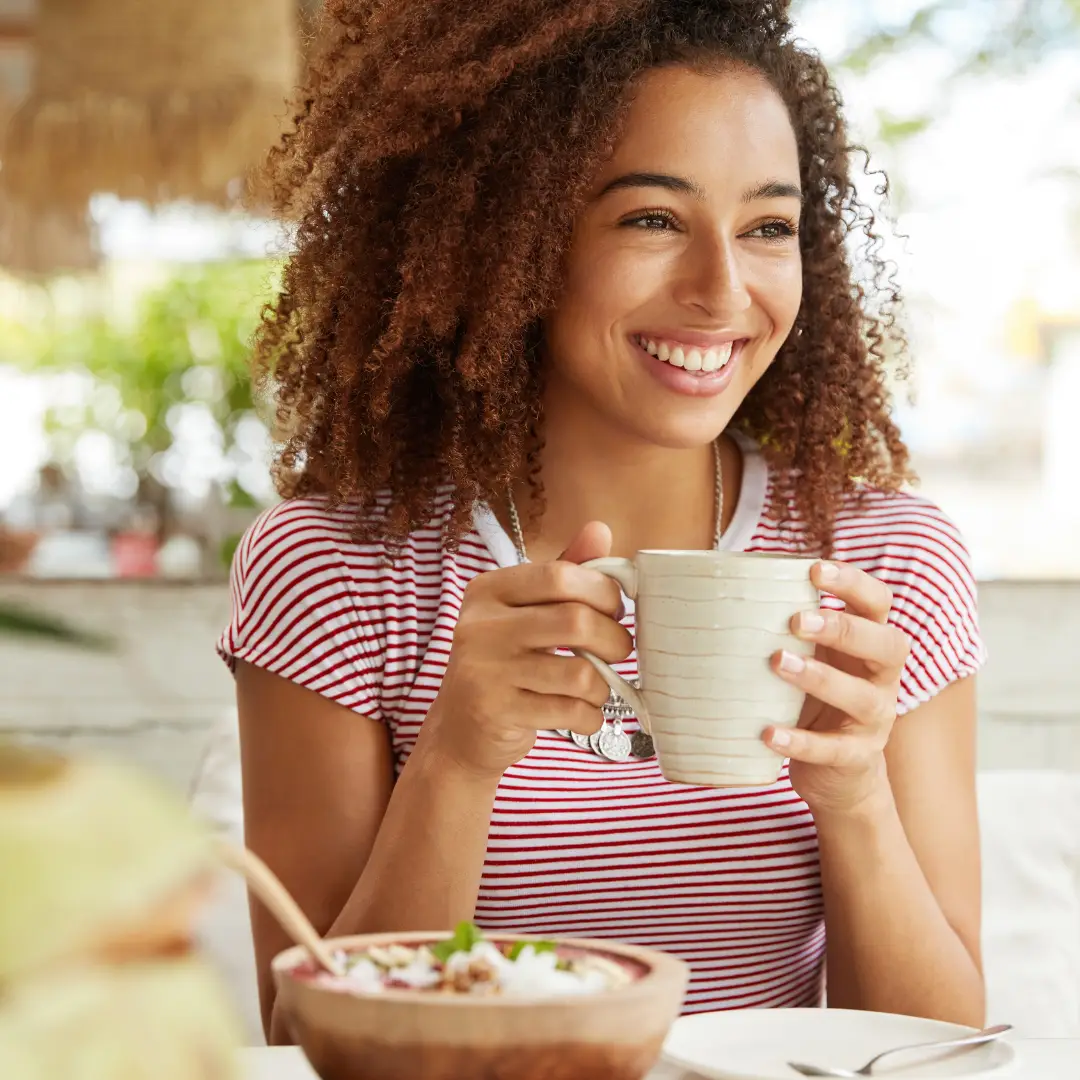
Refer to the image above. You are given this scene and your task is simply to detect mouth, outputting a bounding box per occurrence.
[631,332,747,382]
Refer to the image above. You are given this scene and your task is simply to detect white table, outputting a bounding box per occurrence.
[245,1040,1080,1079]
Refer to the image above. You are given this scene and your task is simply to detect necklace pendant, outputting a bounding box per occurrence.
[598,716,633,762]
[630,730,655,760]
[588,723,607,756]
[570,730,592,750]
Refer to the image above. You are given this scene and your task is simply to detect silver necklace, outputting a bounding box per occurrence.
[506,439,725,763]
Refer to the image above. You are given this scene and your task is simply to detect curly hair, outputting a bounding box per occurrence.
[255,0,912,553]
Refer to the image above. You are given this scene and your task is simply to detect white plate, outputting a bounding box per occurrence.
[662,1009,1015,1080]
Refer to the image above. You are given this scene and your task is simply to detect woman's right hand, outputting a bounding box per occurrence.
[420,521,632,779]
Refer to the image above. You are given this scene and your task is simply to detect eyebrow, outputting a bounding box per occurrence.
[742,179,804,204]
[596,171,803,204]
[597,172,706,200]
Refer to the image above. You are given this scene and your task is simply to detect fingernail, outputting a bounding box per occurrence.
[770,728,792,748]
[818,562,840,584]
[616,599,626,621]
[799,611,825,634]
[779,650,806,674]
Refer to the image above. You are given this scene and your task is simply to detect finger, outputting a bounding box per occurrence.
[516,654,611,709]
[772,649,895,733]
[763,724,881,767]
[487,560,624,618]
[791,609,910,675]
[521,691,605,736]
[812,561,892,623]
[520,602,633,664]
[559,521,613,565]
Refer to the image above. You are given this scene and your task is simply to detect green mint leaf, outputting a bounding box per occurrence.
[458,921,483,952]
[431,921,484,964]
[508,939,557,961]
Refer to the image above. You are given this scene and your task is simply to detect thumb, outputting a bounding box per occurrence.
[558,521,613,565]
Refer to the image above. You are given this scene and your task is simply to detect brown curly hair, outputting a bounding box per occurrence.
[255,0,912,553]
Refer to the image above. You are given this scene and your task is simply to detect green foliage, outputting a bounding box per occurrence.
[12,260,279,498]
[828,0,1080,82]
[793,0,1080,153]
[0,602,114,650]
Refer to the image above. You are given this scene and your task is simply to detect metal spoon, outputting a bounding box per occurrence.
[214,837,347,977]
[787,1023,1012,1077]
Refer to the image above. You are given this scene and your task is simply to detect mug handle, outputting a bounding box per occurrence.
[573,557,651,735]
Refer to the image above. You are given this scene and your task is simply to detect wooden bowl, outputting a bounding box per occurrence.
[272,931,689,1080]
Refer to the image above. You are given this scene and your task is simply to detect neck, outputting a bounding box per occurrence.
[509,391,743,563]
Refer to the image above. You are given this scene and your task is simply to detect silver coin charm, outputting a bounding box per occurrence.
[588,723,607,756]
[630,730,655,760]
[552,683,650,759]
[598,717,633,762]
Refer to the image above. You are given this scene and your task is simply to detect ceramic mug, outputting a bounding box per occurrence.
[578,550,820,787]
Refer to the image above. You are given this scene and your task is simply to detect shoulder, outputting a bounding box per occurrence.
[831,486,987,714]
[223,491,491,655]
[231,489,468,599]
[830,486,976,586]
[231,498,361,601]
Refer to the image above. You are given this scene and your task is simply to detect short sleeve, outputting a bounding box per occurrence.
[873,498,988,716]
[217,501,385,722]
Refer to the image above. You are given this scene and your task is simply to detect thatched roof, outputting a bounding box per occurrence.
[1,0,300,209]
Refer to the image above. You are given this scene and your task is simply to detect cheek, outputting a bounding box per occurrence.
[560,240,660,325]
[758,254,803,338]
[548,240,662,359]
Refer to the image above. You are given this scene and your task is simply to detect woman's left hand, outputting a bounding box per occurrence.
[764,560,911,817]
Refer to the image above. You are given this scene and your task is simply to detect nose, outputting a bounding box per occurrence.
[671,233,752,318]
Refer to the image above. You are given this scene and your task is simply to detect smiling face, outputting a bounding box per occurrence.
[543,63,804,449]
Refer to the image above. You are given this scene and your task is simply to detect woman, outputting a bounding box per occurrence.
[222,0,987,1043]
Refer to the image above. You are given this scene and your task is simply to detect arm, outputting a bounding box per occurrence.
[234,524,628,1045]
[236,662,498,1045]
[816,676,984,1024]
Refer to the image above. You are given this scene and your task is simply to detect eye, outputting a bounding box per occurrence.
[621,208,680,231]
[746,218,799,243]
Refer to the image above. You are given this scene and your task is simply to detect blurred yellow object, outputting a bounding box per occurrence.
[0,742,240,1078]
[0,957,240,1080]
[0,744,214,980]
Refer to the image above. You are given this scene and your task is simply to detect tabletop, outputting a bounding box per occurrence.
[244,1040,1080,1080]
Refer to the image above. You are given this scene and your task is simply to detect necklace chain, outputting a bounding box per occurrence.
[506,438,725,563]
[505,439,725,764]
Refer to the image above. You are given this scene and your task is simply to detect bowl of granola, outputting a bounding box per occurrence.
[272,921,688,1080]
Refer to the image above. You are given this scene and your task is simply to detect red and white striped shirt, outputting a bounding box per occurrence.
[219,437,986,1013]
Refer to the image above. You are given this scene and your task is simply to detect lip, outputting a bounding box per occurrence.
[632,327,746,350]
[630,335,746,398]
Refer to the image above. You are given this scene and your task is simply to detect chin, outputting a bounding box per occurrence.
[629,413,738,451]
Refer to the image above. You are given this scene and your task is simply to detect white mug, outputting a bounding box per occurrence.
[579,550,820,787]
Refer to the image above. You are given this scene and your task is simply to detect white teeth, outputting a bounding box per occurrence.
[639,336,737,374]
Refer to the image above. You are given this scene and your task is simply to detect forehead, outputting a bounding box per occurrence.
[602,64,800,191]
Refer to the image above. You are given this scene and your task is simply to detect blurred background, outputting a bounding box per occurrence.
[0,0,1076,581]
[0,0,1077,582]
[0,0,1078,1050]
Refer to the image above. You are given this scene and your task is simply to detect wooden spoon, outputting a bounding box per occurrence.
[214,838,346,978]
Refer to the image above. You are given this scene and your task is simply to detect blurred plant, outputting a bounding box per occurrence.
[0,601,114,650]
[794,0,1080,153]
[9,260,278,540]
